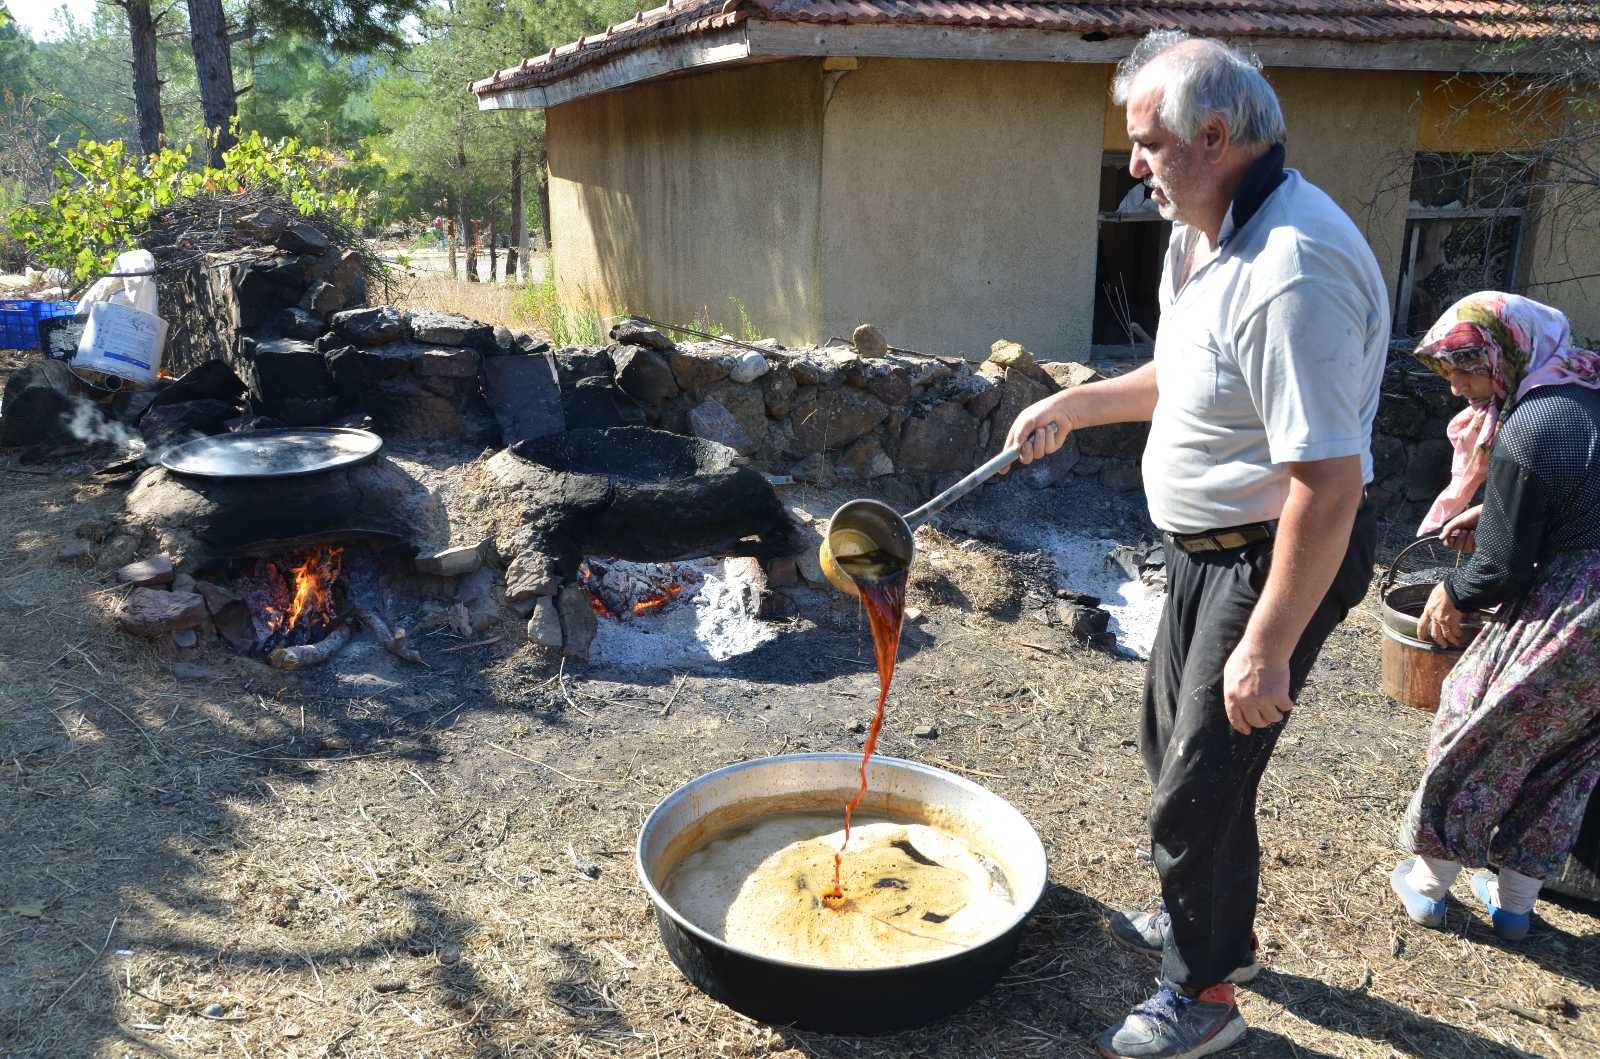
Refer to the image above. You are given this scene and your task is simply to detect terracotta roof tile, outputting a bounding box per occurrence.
[470,1,1590,97]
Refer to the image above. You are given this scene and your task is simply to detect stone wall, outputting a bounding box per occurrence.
[596,325,1462,533]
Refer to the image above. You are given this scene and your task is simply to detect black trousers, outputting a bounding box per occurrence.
[1141,504,1377,988]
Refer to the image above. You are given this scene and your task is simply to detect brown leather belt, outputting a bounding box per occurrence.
[1169,521,1276,555]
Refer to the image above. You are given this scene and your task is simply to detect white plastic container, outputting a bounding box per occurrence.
[73,301,168,386]
[71,249,167,387]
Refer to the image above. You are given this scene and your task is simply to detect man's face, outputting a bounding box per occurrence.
[1125,84,1205,226]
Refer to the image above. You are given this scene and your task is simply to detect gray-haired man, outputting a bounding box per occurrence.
[1005,33,1386,1058]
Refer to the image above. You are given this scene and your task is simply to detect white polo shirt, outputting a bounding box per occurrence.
[1142,169,1388,535]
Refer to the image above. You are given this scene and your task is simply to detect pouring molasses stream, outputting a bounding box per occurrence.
[817,425,1054,908]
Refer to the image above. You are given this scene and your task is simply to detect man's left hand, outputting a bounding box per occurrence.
[1223,642,1292,734]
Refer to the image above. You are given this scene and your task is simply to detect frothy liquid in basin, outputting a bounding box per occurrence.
[662,813,1015,970]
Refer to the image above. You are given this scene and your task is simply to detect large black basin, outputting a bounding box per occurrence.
[505,427,793,566]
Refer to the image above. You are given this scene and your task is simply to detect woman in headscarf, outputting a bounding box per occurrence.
[1390,291,1600,940]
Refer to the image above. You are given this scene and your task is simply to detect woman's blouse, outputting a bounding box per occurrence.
[1443,383,1600,610]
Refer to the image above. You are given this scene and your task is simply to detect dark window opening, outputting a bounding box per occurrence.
[1093,154,1170,348]
[1395,153,1531,336]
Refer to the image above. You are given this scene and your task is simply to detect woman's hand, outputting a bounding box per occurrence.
[1417,581,1464,647]
[1000,393,1073,471]
[1441,505,1483,552]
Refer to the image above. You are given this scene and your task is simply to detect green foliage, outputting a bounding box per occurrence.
[517,256,607,347]
[9,127,366,281]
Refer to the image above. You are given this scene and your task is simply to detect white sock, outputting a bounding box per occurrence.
[1407,855,1461,901]
[1491,868,1542,914]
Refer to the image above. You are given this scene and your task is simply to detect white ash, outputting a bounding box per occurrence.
[588,557,775,668]
[1046,531,1166,660]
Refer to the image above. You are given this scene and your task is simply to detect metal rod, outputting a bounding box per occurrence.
[902,447,1022,530]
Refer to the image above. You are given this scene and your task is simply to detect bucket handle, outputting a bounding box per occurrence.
[1379,534,1445,599]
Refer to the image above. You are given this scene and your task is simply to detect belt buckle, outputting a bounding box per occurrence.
[1215,530,1247,549]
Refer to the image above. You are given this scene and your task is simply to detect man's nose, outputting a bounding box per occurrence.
[1129,150,1149,178]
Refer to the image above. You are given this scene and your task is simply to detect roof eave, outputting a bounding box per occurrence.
[474,21,1578,111]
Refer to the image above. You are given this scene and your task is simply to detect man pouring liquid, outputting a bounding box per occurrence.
[1004,32,1385,1058]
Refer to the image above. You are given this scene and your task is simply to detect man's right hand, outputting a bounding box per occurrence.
[1002,392,1076,469]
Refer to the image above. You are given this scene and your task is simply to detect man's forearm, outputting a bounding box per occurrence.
[1239,456,1364,664]
[1060,361,1159,429]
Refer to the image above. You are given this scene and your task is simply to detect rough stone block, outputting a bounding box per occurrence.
[726,350,771,384]
[277,220,330,255]
[527,596,563,647]
[688,397,755,454]
[988,339,1035,372]
[505,547,562,602]
[116,555,175,587]
[332,305,405,346]
[414,544,484,577]
[1040,361,1099,389]
[898,400,980,473]
[406,308,495,350]
[760,362,797,417]
[670,349,733,391]
[852,324,888,358]
[609,319,675,353]
[613,344,680,403]
[117,588,207,637]
[557,584,598,660]
[0,360,83,449]
[788,387,888,452]
[482,352,564,445]
[838,437,894,479]
[301,281,342,318]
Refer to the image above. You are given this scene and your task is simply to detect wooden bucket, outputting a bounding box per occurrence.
[1379,537,1489,713]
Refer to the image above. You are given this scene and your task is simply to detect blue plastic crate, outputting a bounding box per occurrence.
[0,299,77,351]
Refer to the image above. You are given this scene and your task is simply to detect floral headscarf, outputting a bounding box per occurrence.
[1414,291,1600,536]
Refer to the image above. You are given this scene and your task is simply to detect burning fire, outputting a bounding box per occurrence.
[255,545,345,637]
[578,557,696,618]
[631,581,683,615]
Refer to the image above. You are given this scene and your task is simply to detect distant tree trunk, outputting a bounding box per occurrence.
[488,217,498,282]
[536,165,551,254]
[455,141,470,282]
[447,215,457,278]
[186,0,237,166]
[512,144,528,282]
[123,0,164,155]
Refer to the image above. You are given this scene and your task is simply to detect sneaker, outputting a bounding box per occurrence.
[1107,904,1262,983]
[1389,858,1448,928]
[1471,870,1532,941]
[1094,980,1247,1058]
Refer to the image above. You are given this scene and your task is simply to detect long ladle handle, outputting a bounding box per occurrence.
[903,446,1023,530]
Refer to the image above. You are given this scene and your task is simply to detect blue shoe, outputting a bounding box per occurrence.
[1094,980,1246,1058]
[1390,859,1447,928]
[1108,904,1261,983]
[1471,871,1532,941]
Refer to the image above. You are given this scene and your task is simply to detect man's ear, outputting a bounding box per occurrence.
[1202,118,1230,161]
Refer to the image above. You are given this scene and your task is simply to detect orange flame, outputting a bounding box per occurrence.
[281,545,344,632]
[631,581,684,615]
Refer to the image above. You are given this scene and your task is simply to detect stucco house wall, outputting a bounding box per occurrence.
[547,61,824,346]
[817,59,1105,359]
[547,57,1595,355]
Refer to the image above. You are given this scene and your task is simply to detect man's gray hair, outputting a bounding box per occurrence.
[1111,31,1287,148]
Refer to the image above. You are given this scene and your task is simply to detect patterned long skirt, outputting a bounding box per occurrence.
[1399,548,1600,880]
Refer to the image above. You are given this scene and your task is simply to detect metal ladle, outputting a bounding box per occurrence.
[819,427,1052,597]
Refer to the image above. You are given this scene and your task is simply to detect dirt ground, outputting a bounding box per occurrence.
[3,350,1599,1058]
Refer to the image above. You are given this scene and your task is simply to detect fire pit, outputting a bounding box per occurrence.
[489,427,794,576]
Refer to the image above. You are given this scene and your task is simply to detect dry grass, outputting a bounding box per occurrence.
[0,432,1596,1057]
[389,273,533,333]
